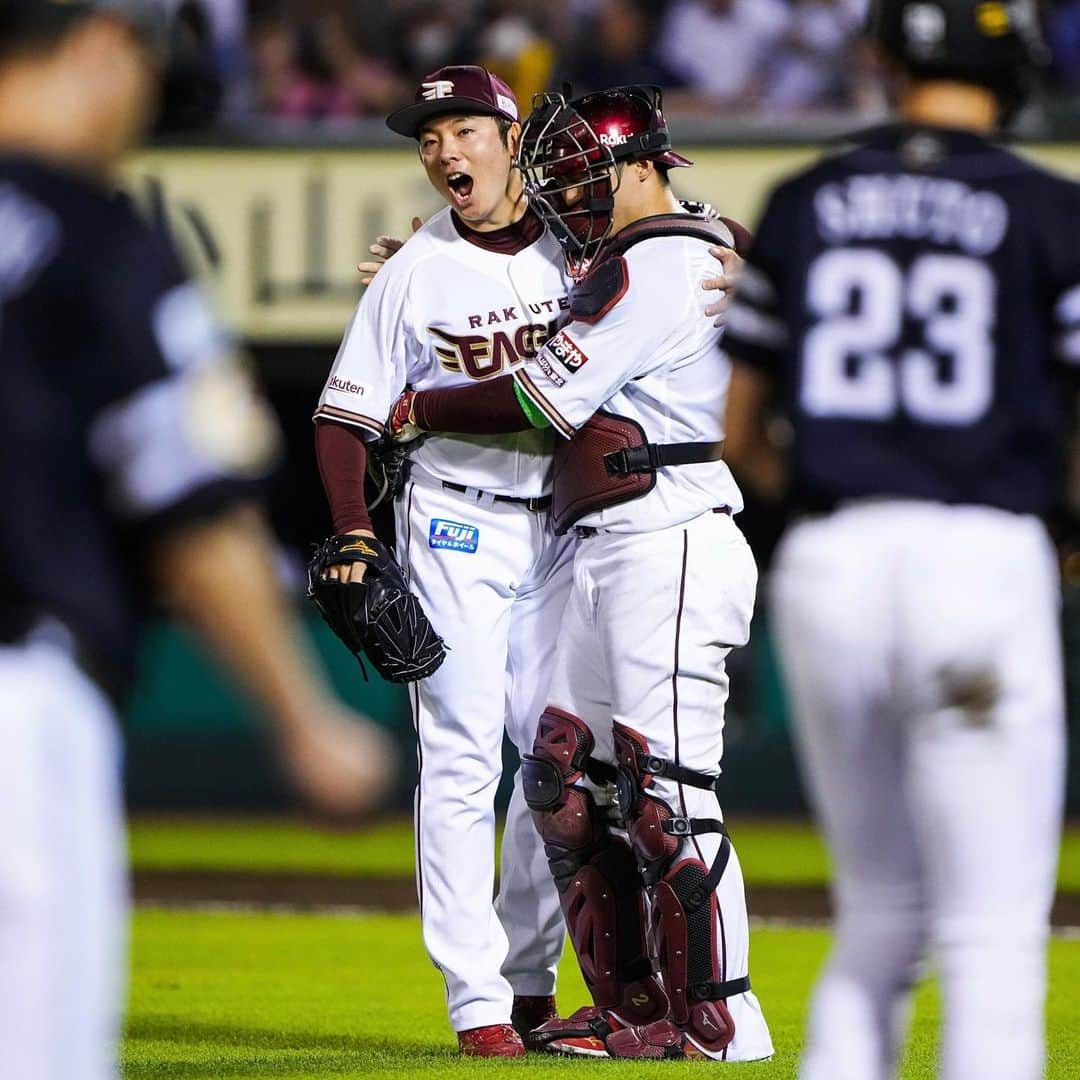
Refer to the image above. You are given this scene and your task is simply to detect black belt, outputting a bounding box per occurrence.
[604,440,725,477]
[441,481,551,513]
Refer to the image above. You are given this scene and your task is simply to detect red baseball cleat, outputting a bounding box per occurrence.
[526,1005,623,1056]
[457,1023,527,1058]
[510,995,558,1040]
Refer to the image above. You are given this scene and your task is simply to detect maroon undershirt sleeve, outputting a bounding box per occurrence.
[314,419,373,533]
[412,375,531,434]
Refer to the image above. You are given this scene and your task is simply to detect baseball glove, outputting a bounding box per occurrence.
[366,437,414,509]
[307,534,446,684]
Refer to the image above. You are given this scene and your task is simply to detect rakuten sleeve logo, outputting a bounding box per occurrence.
[429,518,480,553]
[546,331,589,374]
[328,375,366,396]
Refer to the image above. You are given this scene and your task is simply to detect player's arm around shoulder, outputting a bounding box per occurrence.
[513,248,671,437]
[315,223,442,439]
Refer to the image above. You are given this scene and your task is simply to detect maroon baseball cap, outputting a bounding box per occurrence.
[386,65,520,138]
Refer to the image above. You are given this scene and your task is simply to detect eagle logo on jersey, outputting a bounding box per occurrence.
[430,321,556,380]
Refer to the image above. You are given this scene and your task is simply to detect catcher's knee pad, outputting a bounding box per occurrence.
[613,722,749,1046]
[521,709,665,1018]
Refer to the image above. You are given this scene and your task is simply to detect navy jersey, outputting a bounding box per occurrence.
[724,125,1080,516]
[0,155,277,685]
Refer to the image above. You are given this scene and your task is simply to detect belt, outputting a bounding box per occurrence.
[576,505,731,538]
[440,480,552,513]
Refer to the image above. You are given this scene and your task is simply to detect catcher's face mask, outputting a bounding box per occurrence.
[518,85,692,277]
[518,92,619,278]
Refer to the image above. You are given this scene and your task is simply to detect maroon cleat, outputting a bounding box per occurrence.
[510,995,558,1040]
[457,1023,527,1058]
[528,1005,621,1056]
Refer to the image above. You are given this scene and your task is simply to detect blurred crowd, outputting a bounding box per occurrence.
[165,0,1080,130]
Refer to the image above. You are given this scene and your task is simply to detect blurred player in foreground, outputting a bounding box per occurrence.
[723,2,1074,1077]
[384,85,773,1062]
[0,2,394,1077]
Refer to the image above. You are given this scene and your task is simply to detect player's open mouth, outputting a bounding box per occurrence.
[447,172,474,205]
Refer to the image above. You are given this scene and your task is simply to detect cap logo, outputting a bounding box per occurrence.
[495,93,518,118]
[421,80,456,101]
[903,2,947,59]
[976,1,1011,36]
[599,131,629,147]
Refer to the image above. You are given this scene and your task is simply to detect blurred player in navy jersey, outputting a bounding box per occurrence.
[0,3,394,1077]
[724,2,1076,1078]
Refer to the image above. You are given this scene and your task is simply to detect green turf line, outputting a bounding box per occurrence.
[124,908,1080,1079]
[128,817,1080,892]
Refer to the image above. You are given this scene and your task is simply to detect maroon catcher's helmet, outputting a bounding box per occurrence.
[518,85,692,276]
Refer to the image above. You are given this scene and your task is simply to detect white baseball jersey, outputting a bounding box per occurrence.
[513,232,743,530]
[317,205,577,1030]
[315,206,571,497]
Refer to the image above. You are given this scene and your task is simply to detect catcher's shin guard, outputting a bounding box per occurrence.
[521,708,668,1030]
[612,722,749,1058]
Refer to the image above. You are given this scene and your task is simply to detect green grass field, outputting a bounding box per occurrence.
[124,817,1080,1077]
[128,816,1080,891]
[125,908,1080,1079]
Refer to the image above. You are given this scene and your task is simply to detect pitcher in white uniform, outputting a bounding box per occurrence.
[314,66,575,1058]
[385,85,774,1063]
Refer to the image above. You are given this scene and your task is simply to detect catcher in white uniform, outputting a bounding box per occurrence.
[386,86,773,1062]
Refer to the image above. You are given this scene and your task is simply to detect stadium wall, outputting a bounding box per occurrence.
[119,144,1080,814]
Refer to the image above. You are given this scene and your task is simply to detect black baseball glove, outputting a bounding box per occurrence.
[366,437,414,509]
[307,534,446,684]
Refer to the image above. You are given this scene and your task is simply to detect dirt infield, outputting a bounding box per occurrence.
[132,872,1080,926]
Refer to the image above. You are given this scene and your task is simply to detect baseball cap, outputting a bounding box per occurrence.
[0,0,169,51]
[386,64,519,139]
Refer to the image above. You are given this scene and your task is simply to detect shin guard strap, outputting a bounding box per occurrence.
[681,833,732,913]
[689,975,751,1003]
[662,817,726,839]
[636,752,720,792]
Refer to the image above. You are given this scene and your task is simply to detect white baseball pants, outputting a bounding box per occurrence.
[395,476,574,1032]
[770,501,1065,1080]
[545,509,774,1062]
[0,639,127,1080]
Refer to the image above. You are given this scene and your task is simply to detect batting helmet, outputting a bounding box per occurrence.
[519,85,690,275]
[868,0,1048,116]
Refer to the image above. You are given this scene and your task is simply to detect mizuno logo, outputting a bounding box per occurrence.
[631,994,650,1007]
[340,539,378,557]
[421,80,455,100]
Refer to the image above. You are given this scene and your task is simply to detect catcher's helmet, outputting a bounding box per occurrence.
[518,85,691,275]
[868,0,1048,115]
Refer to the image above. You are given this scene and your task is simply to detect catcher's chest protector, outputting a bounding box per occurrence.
[550,214,734,536]
[551,411,655,534]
